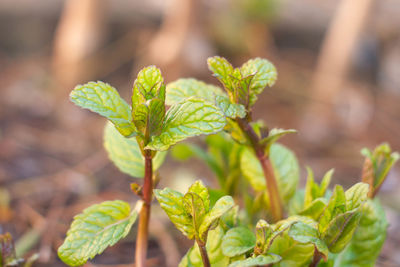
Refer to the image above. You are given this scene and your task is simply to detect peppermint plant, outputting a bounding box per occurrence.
[57,57,399,267]
[162,57,398,266]
[58,66,242,266]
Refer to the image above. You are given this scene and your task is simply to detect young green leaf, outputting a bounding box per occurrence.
[336,199,388,267]
[58,200,142,266]
[153,188,195,239]
[187,180,210,212]
[318,185,346,233]
[132,65,165,107]
[268,231,314,267]
[146,98,227,151]
[240,143,299,204]
[240,58,277,106]
[132,99,165,137]
[361,143,399,197]
[207,56,235,92]
[322,210,362,253]
[299,198,327,220]
[198,196,234,241]
[103,122,166,178]
[254,220,273,254]
[166,78,225,105]
[228,254,282,267]
[215,95,246,119]
[304,168,333,207]
[260,128,297,153]
[70,81,137,137]
[221,227,256,257]
[183,192,207,238]
[288,222,329,257]
[345,182,369,211]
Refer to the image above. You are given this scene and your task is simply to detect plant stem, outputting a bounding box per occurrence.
[135,150,153,267]
[196,240,211,267]
[310,248,322,267]
[236,117,283,221]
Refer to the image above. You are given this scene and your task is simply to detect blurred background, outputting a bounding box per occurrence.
[1,0,400,266]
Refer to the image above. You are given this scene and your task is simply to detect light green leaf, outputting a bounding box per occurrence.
[322,210,361,253]
[70,81,136,137]
[58,200,141,266]
[361,143,399,197]
[103,122,166,178]
[240,58,277,106]
[241,144,299,204]
[318,185,346,233]
[221,227,256,257]
[288,222,329,257]
[260,128,297,152]
[215,95,246,119]
[132,66,165,107]
[269,231,314,267]
[166,78,225,105]
[207,56,235,92]
[229,254,282,267]
[133,99,165,137]
[337,199,388,267]
[154,188,195,239]
[299,198,327,220]
[199,196,234,241]
[255,219,273,254]
[345,183,369,211]
[146,98,227,151]
[187,180,210,212]
[183,193,207,238]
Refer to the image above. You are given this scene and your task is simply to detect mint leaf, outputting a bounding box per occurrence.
[299,198,327,220]
[229,254,281,267]
[183,192,207,239]
[58,200,141,266]
[103,122,166,178]
[361,143,399,197]
[322,210,362,253]
[255,219,273,254]
[240,58,277,106]
[70,81,136,137]
[304,168,333,207]
[318,185,346,233]
[166,78,245,119]
[345,183,369,211]
[260,128,297,153]
[133,99,165,137]
[154,188,195,239]
[199,196,234,241]
[288,222,329,257]
[132,66,165,107]
[215,95,246,119]
[187,180,210,212]
[221,227,256,257]
[207,56,235,92]
[146,98,227,151]
[337,199,388,267]
[166,78,225,105]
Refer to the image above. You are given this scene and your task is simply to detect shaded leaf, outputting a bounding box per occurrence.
[288,222,328,257]
[103,122,166,178]
[221,227,256,257]
[229,254,281,267]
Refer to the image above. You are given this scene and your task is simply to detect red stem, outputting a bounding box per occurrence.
[236,118,283,221]
[135,150,153,267]
[196,240,211,267]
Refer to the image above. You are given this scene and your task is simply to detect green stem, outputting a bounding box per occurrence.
[196,240,211,267]
[135,150,153,267]
[235,117,283,221]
